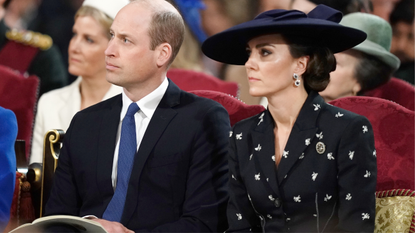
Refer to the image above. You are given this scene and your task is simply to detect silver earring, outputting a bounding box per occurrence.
[293,73,300,87]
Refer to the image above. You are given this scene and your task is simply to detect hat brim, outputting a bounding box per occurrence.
[202,18,367,65]
[353,40,400,71]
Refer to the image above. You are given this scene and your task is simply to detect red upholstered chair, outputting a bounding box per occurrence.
[189,90,265,126]
[329,96,414,191]
[0,65,39,160]
[365,77,415,111]
[167,68,239,98]
[0,65,38,231]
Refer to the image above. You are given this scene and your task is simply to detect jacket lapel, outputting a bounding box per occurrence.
[277,92,323,185]
[97,95,123,205]
[58,78,81,126]
[122,79,180,224]
[251,111,280,195]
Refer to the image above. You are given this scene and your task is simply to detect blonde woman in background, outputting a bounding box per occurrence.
[29,0,129,165]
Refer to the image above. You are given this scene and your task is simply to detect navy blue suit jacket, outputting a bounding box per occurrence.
[45,80,230,232]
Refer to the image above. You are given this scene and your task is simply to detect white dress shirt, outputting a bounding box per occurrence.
[111,78,169,188]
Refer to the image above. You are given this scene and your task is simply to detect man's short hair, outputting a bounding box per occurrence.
[132,0,184,67]
[148,10,185,66]
[390,0,414,25]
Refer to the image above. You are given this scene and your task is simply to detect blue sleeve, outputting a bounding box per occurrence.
[0,107,17,232]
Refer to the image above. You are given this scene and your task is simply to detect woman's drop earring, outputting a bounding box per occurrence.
[293,73,300,87]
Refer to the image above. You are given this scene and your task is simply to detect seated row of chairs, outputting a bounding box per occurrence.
[2,68,414,232]
[7,92,414,232]
[329,96,414,191]
[365,77,415,111]
[329,94,415,232]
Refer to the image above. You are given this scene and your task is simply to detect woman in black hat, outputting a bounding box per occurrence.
[202,5,376,232]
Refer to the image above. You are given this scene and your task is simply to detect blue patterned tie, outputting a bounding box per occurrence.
[103,103,139,222]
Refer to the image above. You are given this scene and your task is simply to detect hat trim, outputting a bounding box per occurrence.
[353,40,400,70]
[202,5,367,65]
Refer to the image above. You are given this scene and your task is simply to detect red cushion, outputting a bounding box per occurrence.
[189,90,265,126]
[330,96,414,191]
[167,68,239,98]
[0,65,39,160]
[365,77,415,111]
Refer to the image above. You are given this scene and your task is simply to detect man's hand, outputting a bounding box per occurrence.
[92,218,134,233]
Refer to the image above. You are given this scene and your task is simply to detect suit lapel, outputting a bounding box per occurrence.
[276,126,318,185]
[122,80,180,224]
[251,111,280,195]
[97,95,122,204]
[277,92,324,185]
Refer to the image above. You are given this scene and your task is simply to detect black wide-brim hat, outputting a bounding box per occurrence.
[202,4,367,65]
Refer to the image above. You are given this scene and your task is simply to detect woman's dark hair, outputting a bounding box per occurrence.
[283,35,336,93]
[354,52,394,95]
[389,0,414,25]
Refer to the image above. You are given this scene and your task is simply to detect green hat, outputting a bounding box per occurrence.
[340,12,400,71]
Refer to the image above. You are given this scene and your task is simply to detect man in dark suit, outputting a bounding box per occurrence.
[44,0,230,232]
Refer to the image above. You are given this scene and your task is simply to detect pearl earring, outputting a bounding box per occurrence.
[293,73,300,87]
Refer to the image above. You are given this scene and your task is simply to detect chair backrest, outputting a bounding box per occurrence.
[188,90,265,126]
[27,129,65,218]
[40,129,64,217]
[167,68,239,98]
[0,65,39,160]
[330,96,415,191]
[365,77,415,111]
[374,189,415,232]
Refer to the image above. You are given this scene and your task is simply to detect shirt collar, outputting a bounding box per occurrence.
[120,77,169,120]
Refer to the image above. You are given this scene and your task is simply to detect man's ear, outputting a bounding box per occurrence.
[156,43,172,67]
[294,56,309,76]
